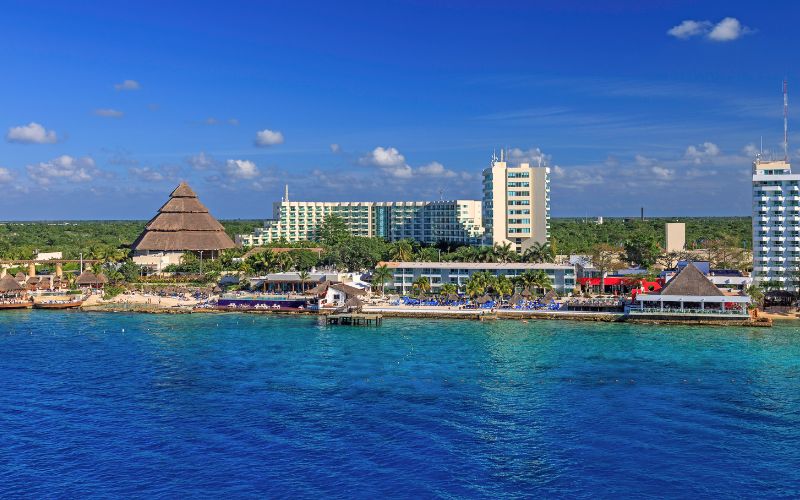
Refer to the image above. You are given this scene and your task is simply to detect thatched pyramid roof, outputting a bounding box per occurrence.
[659,262,723,297]
[76,271,108,285]
[0,275,24,292]
[131,182,236,252]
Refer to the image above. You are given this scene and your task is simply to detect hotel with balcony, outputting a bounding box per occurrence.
[236,197,485,246]
[752,158,800,290]
[237,151,552,250]
[482,152,551,253]
[380,261,576,295]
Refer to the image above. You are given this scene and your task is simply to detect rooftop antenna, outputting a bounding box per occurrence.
[438,188,444,201]
[284,184,289,203]
[784,79,789,161]
[500,148,504,162]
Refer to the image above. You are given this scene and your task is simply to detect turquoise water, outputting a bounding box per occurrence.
[0,311,799,497]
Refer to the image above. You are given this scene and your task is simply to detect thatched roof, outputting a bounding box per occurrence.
[76,271,108,285]
[305,280,331,295]
[131,182,236,252]
[14,272,25,281]
[476,294,492,304]
[446,293,460,301]
[510,293,523,304]
[520,288,533,297]
[330,283,368,297]
[659,262,723,297]
[0,275,24,292]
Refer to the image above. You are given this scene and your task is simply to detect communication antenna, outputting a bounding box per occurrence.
[784,79,789,161]
[284,184,289,203]
[438,188,444,201]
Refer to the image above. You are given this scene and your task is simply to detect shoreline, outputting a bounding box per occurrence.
[71,299,775,327]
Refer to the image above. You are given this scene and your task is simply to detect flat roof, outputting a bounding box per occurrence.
[379,261,573,270]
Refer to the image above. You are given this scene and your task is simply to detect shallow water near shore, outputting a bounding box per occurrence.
[1,311,799,497]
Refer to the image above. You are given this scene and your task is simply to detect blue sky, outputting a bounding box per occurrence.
[0,0,797,219]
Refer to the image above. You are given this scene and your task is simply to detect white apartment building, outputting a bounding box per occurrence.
[237,198,485,246]
[752,159,800,291]
[380,261,576,294]
[482,152,551,253]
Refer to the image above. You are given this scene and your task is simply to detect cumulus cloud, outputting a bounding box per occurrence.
[225,159,260,179]
[708,17,752,41]
[187,152,216,170]
[651,166,675,180]
[94,108,124,118]
[27,155,98,186]
[0,167,13,183]
[359,146,460,179]
[6,122,58,144]
[330,143,341,153]
[667,17,753,41]
[114,79,141,91]
[417,161,456,178]
[634,154,657,167]
[254,129,285,147]
[507,147,548,166]
[129,167,165,182]
[685,142,721,164]
[667,20,711,39]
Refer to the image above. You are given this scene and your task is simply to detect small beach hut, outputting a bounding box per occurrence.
[0,274,26,299]
[520,288,532,298]
[476,294,492,305]
[76,271,108,290]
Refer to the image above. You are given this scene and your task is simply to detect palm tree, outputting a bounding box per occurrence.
[493,242,517,263]
[391,240,413,261]
[531,270,553,295]
[439,283,457,296]
[523,242,554,263]
[298,270,310,293]
[247,250,277,276]
[412,276,431,297]
[494,275,513,298]
[371,265,393,295]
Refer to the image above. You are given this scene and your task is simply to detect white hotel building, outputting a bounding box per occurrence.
[752,158,800,291]
[238,153,551,250]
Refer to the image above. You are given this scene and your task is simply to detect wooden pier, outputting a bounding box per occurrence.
[326,313,383,326]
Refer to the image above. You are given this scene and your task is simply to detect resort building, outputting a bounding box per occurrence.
[665,222,686,252]
[237,151,552,251]
[633,262,750,317]
[132,182,237,272]
[482,151,551,252]
[751,158,800,291]
[236,196,484,246]
[379,261,576,294]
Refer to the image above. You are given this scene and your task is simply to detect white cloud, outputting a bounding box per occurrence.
[114,79,141,91]
[204,117,218,125]
[743,143,759,157]
[634,154,656,167]
[552,165,566,178]
[507,147,547,165]
[6,122,58,144]
[0,167,13,183]
[330,143,341,153]
[228,118,239,126]
[651,166,675,180]
[225,159,260,179]
[667,20,711,39]
[129,167,165,182]
[359,146,412,178]
[708,17,752,42]
[667,18,752,42]
[685,142,720,164]
[187,152,216,170]
[254,129,285,147]
[94,108,124,118]
[418,161,456,177]
[27,155,98,186]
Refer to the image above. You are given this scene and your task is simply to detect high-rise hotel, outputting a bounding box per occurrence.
[482,152,551,253]
[237,152,551,250]
[752,158,800,291]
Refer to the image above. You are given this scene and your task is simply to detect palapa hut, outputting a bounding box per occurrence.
[635,262,749,316]
[76,271,108,290]
[131,182,236,273]
[0,274,27,302]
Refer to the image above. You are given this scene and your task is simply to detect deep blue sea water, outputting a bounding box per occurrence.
[0,311,799,498]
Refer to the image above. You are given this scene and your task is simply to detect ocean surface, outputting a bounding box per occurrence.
[0,311,798,498]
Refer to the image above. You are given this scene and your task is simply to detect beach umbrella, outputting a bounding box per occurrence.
[447,293,460,302]
[510,293,522,304]
[521,288,532,298]
[476,294,492,304]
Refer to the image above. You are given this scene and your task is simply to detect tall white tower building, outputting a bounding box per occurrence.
[482,151,551,253]
[752,158,800,291]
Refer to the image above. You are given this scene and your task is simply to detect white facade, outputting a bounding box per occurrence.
[237,199,484,246]
[482,154,550,253]
[381,261,575,294]
[751,159,800,291]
